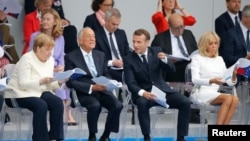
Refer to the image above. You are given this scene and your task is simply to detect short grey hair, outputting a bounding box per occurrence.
[242,5,250,17]
[104,8,121,21]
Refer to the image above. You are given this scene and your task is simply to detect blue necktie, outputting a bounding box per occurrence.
[176,36,189,57]
[86,54,97,77]
[247,30,250,52]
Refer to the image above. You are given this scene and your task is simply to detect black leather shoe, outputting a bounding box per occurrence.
[99,137,110,141]
[5,113,10,123]
[176,139,186,141]
[68,122,78,126]
[88,136,96,141]
[144,137,151,141]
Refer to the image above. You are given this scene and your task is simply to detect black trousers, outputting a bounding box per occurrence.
[77,92,123,134]
[5,91,64,141]
[135,91,190,137]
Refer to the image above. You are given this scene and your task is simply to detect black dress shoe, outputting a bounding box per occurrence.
[5,113,10,123]
[68,122,78,126]
[88,136,96,141]
[99,137,110,141]
[176,139,186,141]
[144,138,151,141]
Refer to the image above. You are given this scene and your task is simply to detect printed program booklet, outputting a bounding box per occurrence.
[151,85,169,108]
[92,76,122,91]
[54,68,86,81]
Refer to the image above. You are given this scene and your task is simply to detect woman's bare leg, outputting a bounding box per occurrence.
[223,95,239,124]
[210,94,232,124]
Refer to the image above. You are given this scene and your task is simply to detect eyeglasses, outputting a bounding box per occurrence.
[171,25,184,31]
[102,3,113,7]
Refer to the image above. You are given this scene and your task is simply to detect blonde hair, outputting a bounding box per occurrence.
[40,8,63,39]
[33,33,54,52]
[198,32,220,57]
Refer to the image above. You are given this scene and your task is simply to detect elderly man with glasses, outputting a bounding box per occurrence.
[151,13,201,124]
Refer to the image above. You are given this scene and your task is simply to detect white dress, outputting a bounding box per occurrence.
[190,54,236,104]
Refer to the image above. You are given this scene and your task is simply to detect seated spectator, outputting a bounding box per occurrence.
[124,28,191,141]
[24,0,78,54]
[152,0,196,34]
[23,0,53,54]
[65,27,123,141]
[83,0,114,32]
[0,10,19,63]
[94,8,130,101]
[191,31,239,124]
[29,8,76,126]
[151,13,199,123]
[5,33,65,140]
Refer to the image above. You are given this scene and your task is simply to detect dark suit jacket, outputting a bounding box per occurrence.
[94,27,130,82]
[151,29,197,82]
[65,48,112,96]
[215,11,242,56]
[222,25,247,68]
[124,47,176,101]
[83,13,102,32]
[95,27,130,61]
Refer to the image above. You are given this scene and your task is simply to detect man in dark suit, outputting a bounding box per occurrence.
[215,0,242,57]
[65,27,123,141]
[95,8,130,83]
[24,0,78,54]
[124,28,191,141]
[94,8,130,102]
[151,13,197,82]
[222,5,250,68]
[151,13,199,124]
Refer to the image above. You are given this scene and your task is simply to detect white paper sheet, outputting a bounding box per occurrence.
[92,76,122,91]
[54,68,86,81]
[151,85,169,108]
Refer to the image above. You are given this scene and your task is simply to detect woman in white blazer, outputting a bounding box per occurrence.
[5,33,65,141]
[190,31,239,125]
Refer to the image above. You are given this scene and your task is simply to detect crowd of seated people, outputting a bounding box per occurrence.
[1,0,249,141]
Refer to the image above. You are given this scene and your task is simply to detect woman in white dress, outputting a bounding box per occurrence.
[190,31,239,125]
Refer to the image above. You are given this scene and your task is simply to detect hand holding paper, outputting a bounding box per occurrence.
[92,76,122,91]
[54,68,86,81]
[151,85,169,108]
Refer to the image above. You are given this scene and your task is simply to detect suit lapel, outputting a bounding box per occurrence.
[76,50,93,77]
[114,31,122,55]
[182,30,192,55]
[92,51,101,77]
[225,12,235,28]
[101,28,111,51]
[165,31,172,54]
[236,26,247,51]
[133,52,149,76]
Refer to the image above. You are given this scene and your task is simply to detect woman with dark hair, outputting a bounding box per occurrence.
[83,0,114,32]
[152,0,196,33]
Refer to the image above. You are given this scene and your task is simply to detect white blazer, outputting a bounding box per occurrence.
[5,51,60,98]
